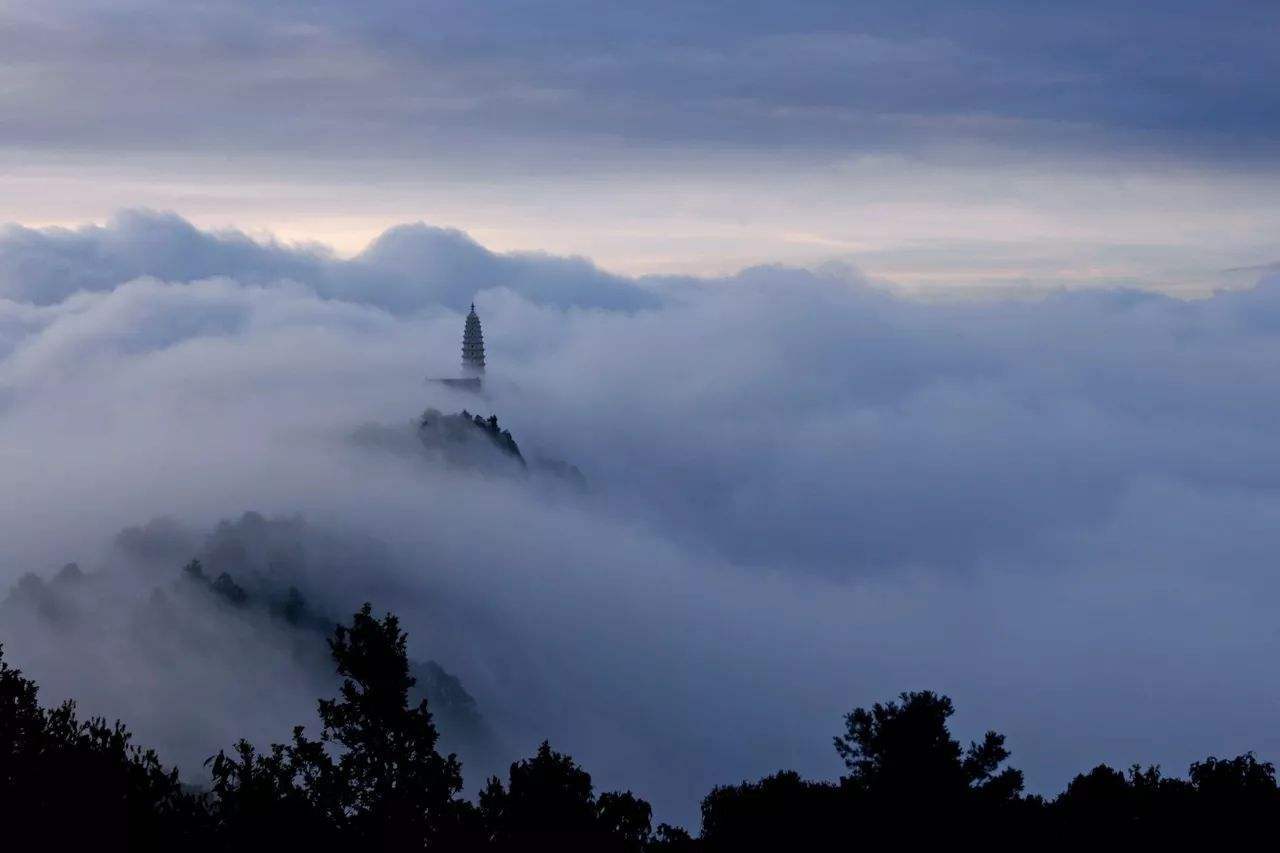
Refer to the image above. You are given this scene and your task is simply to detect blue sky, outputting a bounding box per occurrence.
[1,0,1277,289]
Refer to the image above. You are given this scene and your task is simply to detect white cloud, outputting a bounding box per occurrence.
[3,214,1280,826]
[0,209,656,311]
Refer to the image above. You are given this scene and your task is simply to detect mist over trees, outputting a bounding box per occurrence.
[8,213,1280,828]
[3,594,1278,850]
[0,512,498,788]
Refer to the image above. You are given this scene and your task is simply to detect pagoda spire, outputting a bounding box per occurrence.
[461,302,486,374]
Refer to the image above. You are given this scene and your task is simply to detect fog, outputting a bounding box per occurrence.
[3,212,1280,826]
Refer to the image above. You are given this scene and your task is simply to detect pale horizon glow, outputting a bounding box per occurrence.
[4,151,1278,295]
[2,0,1277,293]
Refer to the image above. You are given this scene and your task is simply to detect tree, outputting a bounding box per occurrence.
[597,790,654,852]
[1186,752,1280,828]
[317,604,466,847]
[206,604,471,850]
[480,740,655,851]
[1054,763,1137,833]
[206,736,332,849]
[1049,755,1280,842]
[0,644,208,851]
[701,771,841,850]
[834,690,1022,806]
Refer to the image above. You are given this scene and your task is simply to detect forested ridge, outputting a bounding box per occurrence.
[1,598,1274,851]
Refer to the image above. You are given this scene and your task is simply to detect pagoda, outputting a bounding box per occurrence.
[432,302,485,392]
[461,303,486,375]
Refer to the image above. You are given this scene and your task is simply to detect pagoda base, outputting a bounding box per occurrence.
[431,377,483,393]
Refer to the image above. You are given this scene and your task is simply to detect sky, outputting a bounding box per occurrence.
[1,0,1277,289]
[2,0,1280,831]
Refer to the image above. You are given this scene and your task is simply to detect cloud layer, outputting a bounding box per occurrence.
[3,213,1280,826]
[5,1,1277,162]
[4,3,1278,294]
[0,210,655,311]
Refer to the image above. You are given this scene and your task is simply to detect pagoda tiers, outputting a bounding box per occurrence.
[433,302,485,392]
[462,303,486,375]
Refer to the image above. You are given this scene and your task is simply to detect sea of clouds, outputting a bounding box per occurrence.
[2,210,1280,826]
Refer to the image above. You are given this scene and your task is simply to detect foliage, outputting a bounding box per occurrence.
[454,410,524,461]
[834,689,1022,799]
[4,598,1280,849]
[0,644,208,851]
[480,740,654,851]
[205,604,472,850]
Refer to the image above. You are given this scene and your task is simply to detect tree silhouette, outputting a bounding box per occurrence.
[701,770,842,850]
[13,586,1280,849]
[834,689,1022,803]
[480,740,655,851]
[317,604,467,846]
[206,604,472,850]
[702,691,1026,849]
[0,644,207,851]
[206,736,332,849]
[1050,754,1280,842]
[597,790,654,851]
